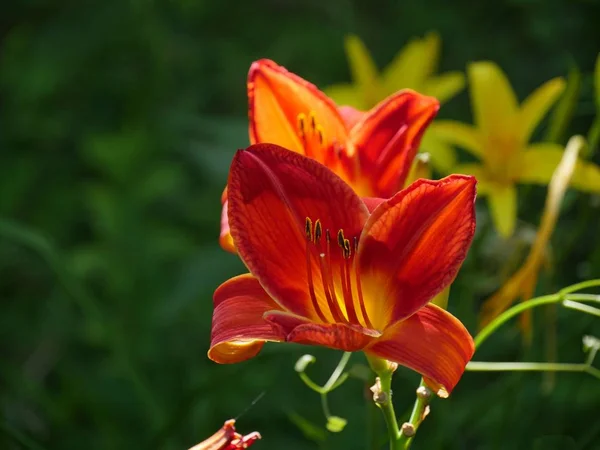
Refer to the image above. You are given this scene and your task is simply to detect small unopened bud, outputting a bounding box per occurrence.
[401,422,415,437]
[369,377,388,404]
[416,385,432,401]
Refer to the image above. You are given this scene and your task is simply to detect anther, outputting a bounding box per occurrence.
[353,236,359,252]
[343,238,351,259]
[314,220,322,242]
[309,112,316,130]
[337,229,345,249]
[297,113,306,137]
[316,125,325,145]
[326,229,331,244]
[305,217,313,241]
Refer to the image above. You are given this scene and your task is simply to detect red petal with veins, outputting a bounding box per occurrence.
[349,90,439,197]
[287,322,379,352]
[208,274,286,364]
[248,59,348,164]
[228,143,369,320]
[358,176,476,326]
[366,304,475,397]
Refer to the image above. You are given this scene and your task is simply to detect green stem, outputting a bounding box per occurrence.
[323,351,352,391]
[377,371,401,450]
[474,288,600,349]
[562,300,600,317]
[466,362,600,380]
[397,379,431,450]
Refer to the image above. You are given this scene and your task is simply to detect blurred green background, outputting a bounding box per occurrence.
[2,1,600,449]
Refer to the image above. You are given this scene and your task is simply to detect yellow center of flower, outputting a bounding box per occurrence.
[304,217,373,329]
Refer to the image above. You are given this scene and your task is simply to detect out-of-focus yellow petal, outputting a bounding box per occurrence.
[453,164,493,196]
[429,120,484,158]
[419,130,456,173]
[468,61,519,137]
[381,33,438,94]
[431,285,450,309]
[422,72,466,104]
[479,135,583,329]
[518,142,600,192]
[518,77,566,143]
[324,83,367,109]
[487,184,517,238]
[344,35,380,106]
[404,153,432,187]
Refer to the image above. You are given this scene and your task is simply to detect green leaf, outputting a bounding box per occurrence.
[325,416,347,433]
[287,412,327,443]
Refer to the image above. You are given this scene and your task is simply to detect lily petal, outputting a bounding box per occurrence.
[248,59,348,163]
[366,303,474,397]
[452,164,494,196]
[338,105,365,129]
[468,61,519,137]
[518,143,600,192]
[422,71,466,104]
[487,184,517,238]
[228,143,369,320]
[357,176,476,328]
[324,84,366,110]
[382,32,439,94]
[287,322,379,352]
[419,131,457,173]
[518,77,565,143]
[429,120,484,158]
[344,35,381,105]
[349,90,439,196]
[219,200,235,253]
[209,274,285,364]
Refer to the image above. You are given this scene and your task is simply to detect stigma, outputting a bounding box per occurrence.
[304,217,373,330]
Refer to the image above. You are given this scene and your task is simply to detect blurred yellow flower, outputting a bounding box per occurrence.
[479,135,585,338]
[432,61,600,238]
[325,32,465,172]
[325,32,465,109]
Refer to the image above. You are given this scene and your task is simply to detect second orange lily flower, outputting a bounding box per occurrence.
[220,59,439,252]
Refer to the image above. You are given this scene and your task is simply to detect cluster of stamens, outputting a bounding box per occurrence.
[297,111,325,151]
[304,217,373,329]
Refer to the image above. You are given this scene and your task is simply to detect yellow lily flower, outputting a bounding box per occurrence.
[432,61,600,238]
[479,135,585,339]
[326,32,465,109]
[325,32,465,172]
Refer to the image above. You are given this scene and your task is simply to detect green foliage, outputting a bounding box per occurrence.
[2,1,600,449]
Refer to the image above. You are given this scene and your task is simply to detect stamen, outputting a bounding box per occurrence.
[319,253,345,322]
[353,253,373,329]
[315,220,322,243]
[316,125,325,146]
[343,257,359,323]
[309,111,317,131]
[337,229,345,249]
[305,217,313,242]
[297,113,306,138]
[306,231,328,323]
[343,238,351,259]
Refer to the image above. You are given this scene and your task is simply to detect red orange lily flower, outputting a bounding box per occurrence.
[219,59,439,252]
[210,143,476,397]
[189,419,260,450]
